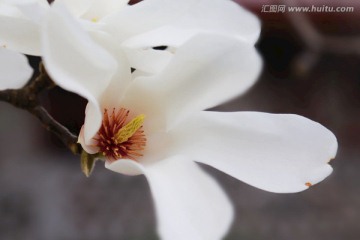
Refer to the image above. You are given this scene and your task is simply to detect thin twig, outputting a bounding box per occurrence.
[30,106,82,155]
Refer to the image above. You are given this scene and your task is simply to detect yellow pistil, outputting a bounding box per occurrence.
[91,17,98,22]
[115,114,145,144]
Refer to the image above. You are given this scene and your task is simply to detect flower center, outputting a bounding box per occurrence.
[94,108,146,162]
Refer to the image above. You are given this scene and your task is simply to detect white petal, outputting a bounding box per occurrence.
[0,13,41,55]
[81,0,129,21]
[145,157,233,240]
[0,48,32,90]
[106,156,233,240]
[87,30,132,109]
[1,0,47,5]
[41,2,118,144]
[78,126,98,154]
[123,34,261,130]
[105,159,145,176]
[13,0,49,23]
[122,0,260,49]
[124,47,173,74]
[55,0,93,17]
[0,1,23,17]
[171,111,338,193]
[103,0,199,41]
[0,0,48,55]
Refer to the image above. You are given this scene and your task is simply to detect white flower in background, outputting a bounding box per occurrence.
[0,47,33,90]
[0,0,48,55]
[0,0,113,55]
[42,3,338,240]
[0,0,260,74]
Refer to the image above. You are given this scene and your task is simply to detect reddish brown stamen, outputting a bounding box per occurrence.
[94,108,146,162]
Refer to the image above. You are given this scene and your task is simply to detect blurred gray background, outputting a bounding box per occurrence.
[1,0,360,239]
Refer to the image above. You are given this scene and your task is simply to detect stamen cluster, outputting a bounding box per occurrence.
[94,108,146,162]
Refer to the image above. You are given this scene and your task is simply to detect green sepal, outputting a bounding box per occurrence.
[80,151,100,177]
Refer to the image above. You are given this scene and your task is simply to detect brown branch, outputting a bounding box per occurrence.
[0,63,82,155]
[284,0,360,55]
[280,0,360,77]
[30,106,82,155]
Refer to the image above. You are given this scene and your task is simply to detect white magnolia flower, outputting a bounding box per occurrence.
[0,0,48,55]
[42,3,337,240]
[0,47,33,90]
[0,0,260,74]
